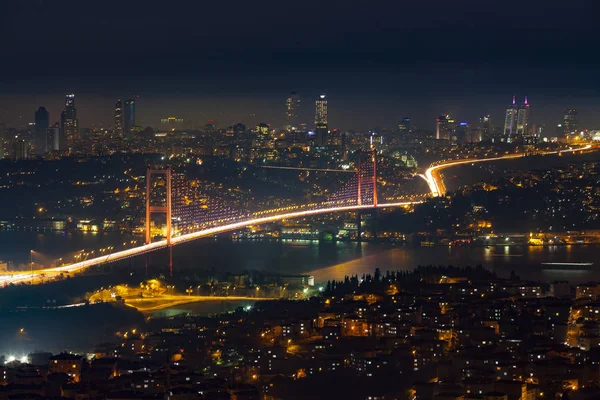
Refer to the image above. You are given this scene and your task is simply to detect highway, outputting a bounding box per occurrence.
[0,144,592,286]
[421,144,593,197]
[126,295,275,312]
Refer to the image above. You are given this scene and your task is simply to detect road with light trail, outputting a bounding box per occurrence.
[420,144,593,197]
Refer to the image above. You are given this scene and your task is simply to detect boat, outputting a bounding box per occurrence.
[541,262,593,270]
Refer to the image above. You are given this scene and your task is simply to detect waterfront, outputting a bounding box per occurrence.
[2,231,600,286]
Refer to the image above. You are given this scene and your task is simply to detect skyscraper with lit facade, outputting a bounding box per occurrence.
[285,92,300,132]
[436,114,455,141]
[314,94,328,146]
[516,96,530,136]
[563,109,578,136]
[479,115,492,140]
[114,99,124,137]
[60,94,78,151]
[503,96,518,137]
[34,106,49,155]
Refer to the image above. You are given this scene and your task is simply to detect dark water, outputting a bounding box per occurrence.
[1,231,600,285]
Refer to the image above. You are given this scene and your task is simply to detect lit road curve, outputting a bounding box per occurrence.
[420,144,593,197]
[127,295,275,312]
[0,201,416,286]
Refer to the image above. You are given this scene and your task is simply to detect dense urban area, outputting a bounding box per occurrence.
[0,89,599,400]
[4,0,600,398]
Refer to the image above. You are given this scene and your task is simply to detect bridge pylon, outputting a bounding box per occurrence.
[357,148,378,207]
[145,166,173,276]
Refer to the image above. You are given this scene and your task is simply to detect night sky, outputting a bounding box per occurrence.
[1,0,598,131]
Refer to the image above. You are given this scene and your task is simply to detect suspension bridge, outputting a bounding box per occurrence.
[0,144,593,286]
[1,148,410,285]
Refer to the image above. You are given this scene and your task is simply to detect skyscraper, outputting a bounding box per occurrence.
[503,96,518,136]
[436,114,455,141]
[456,122,472,144]
[314,94,328,146]
[60,94,78,151]
[34,106,49,155]
[398,117,411,135]
[47,123,60,151]
[479,115,492,140]
[516,96,530,136]
[285,92,300,132]
[114,99,124,137]
[563,109,578,136]
[124,99,135,137]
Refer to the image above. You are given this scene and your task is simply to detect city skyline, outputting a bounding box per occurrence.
[1,91,598,135]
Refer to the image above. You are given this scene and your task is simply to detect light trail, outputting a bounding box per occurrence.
[422,145,592,197]
[129,296,275,312]
[0,201,416,286]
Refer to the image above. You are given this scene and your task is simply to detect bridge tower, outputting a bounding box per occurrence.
[145,166,173,275]
[357,148,378,207]
[356,148,379,240]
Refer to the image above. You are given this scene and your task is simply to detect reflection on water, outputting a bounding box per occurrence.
[307,244,600,285]
[1,231,599,287]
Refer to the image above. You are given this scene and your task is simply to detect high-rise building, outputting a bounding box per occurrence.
[285,92,300,132]
[516,96,530,136]
[124,99,135,137]
[503,96,518,136]
[34,106,49,155]
[12,139,28,160]
[398,117,411,135]
[60,94,78,151]
[314,94,328,146]
[479,115,492,140]
[563,109,578,136]
[436,114,455,141]
[47,123,60,151]
[114,99,124,137]
[456,122,475,144]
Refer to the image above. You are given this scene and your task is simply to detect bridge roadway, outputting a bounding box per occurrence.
[0,202,415,286]
[0,144,593,286]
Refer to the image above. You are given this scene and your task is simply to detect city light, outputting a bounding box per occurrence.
[0,3,597,399]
